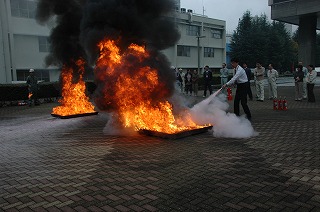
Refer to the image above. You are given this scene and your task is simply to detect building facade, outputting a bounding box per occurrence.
[163,2,226,73]
[0,0,60,84]
[0,0,226,84]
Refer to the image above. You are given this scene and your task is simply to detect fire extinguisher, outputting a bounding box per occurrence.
[282,96,288,110]
[273,98,278,110]
[227,87,233,101]
[278,96,283,110]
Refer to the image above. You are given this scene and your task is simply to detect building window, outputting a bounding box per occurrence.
[186,25,200,36]
[38,36,51,52]
[204,47,214,57]
[10,0,36,19]
[177,45,190,57]
[17,69,50,82]
[211,29,222,39]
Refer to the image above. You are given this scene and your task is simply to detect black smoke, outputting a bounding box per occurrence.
[80,0,180,63]
[36,0,86,67]
[36,0,181,112]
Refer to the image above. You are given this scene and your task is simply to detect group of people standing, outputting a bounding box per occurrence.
[175,68,200,96]
[175,59,317,122]
[175,66,213,97]
[252,62,279,102]
[294,62,317,102]
[222,58,319,121]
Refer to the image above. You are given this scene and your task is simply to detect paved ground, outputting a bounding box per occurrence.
[1,86,320,211]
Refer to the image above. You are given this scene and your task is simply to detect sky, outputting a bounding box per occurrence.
[180,0,271,33]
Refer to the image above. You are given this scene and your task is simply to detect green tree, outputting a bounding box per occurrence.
[230,11,296,72]
[269,21,295,72]
[230,11,255,67]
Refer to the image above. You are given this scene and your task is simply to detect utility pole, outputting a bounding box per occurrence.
[197,34,205,74]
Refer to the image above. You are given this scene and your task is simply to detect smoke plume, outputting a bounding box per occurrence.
[190,92,258,139]
[80,0,180,111]
[36,0,180,111]
[36,0,86,68]
[80,0,180,63]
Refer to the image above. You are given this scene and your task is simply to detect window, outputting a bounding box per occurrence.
[204,47,214,57]
[38,36,51,52]
[177,45,190,57]
[186,25,200,36]
[211,29,222,39]
[17,69,50,82]
[10,0,36,19]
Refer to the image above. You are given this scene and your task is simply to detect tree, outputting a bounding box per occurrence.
[269,21,295,72]
[230,11,255,67]
[230,11,296,72]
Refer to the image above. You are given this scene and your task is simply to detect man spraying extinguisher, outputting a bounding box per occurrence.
[222,58,252,121]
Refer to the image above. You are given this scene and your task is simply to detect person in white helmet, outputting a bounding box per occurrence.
[26,69,39,106]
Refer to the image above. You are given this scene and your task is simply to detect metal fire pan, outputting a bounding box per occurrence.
[51,111,99,119]
[139,125,213,139]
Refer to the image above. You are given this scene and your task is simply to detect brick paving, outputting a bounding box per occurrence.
[1,86,320,211]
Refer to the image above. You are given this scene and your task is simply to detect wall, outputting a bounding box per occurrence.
[14,35,48,69]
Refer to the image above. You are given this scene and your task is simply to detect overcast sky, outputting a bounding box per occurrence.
[180,0,271,33]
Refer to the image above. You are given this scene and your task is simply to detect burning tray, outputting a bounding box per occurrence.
[51,111,99,119]
[139,125,213,139]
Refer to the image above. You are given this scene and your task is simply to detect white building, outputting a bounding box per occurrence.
[0,0,60,84]
[164,1,226,73]
[0,0,226,84]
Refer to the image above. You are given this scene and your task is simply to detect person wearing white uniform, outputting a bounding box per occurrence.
[220,63,229,94]
[267,64,279,99]
[222,58,252,121]
[254,62,265,102]
[298,61,308,99]
[306,64,317,102]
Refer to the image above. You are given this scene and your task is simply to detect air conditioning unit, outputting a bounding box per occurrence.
[187,9,193,13]
[181,8,186,13]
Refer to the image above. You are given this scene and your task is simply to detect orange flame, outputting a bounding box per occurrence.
[28,93,33,99]
[96,39,206,133]
[52,59,96,116]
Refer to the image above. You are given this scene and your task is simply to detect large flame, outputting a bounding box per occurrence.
[52,59,96,116]
[96,39,206,133]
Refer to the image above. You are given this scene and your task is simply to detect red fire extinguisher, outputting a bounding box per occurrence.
[273,99,278,110]
[282,97,288,110]
[227,87,233,101]
[278,97,283,110]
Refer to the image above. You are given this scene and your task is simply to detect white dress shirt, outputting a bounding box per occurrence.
[226,65,248,86]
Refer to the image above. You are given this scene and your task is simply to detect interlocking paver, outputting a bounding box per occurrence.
[1,86,320,211]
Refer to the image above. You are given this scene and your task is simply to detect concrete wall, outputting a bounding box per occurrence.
[0,0,54,83]
[271,0,320,29]
[13,35,48,69]
[0,0,12,83]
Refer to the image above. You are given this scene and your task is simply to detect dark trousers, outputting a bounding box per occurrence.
[234,83,251,120]
[185,84,192,94]
[307,83,315,102]
[203,82,212,96]
[247,82,253,100]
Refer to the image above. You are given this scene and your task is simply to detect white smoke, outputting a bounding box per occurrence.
[190,89,258,139]
[103,113,138,136]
